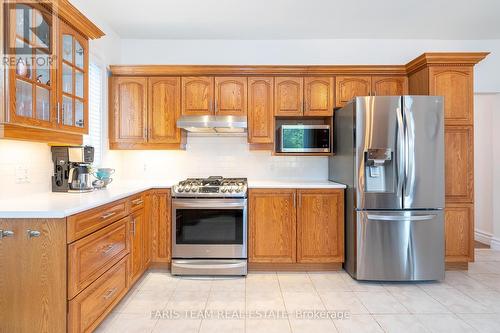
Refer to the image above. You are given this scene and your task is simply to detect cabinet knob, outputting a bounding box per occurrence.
[27,230,41,238]
[0,230,14,239]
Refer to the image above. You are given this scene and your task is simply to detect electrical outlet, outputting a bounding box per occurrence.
[15,165,30,184]
[143,163,148,172]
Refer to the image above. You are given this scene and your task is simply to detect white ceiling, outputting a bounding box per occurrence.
[83,0,500,40]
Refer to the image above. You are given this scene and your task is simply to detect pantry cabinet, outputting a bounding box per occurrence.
[247,77,274,145]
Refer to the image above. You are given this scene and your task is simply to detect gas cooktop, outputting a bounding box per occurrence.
[171,176,248,198]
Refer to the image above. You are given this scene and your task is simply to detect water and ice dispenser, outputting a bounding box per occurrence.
[364,148,394,192]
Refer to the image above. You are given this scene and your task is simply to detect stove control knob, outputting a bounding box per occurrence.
[238,186,244,192]
[177,186,184,192]
[221,187,227,193]
[191,186,198,192]
[185,185,191,192]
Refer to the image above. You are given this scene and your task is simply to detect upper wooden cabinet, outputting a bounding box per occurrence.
[248,77,274,144]
[304,77,335,116]
[429,67,473,125]
[297,189,344,263]
[215,77,247,116]
[335,76,372,107]
[372,76,408,96]
[148,77,181,144]
[249,189,297,263]
[110,77,148,144]
[275,77,304,116]
[181,77,214,116]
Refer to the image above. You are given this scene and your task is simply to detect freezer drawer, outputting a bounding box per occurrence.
[356,210,444,281]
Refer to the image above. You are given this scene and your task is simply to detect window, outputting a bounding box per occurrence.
[84,62,103,166]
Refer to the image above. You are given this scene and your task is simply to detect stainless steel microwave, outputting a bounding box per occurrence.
[277,124,331,153]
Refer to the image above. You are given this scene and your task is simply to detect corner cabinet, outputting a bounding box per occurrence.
[109,77,185,150]
[1,1,104,145]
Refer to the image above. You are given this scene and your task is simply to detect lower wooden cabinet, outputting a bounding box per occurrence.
[249,189,297,263]
[297,189,344,263]
[150,189,172,263]
[129,207,145,285]
[249,188,344,265]
[445,203,474,262]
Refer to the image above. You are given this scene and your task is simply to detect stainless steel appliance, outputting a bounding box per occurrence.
[171,176,248,276]
[177,115,247,134]
[277,124,330,153]
[329,96,445,281]
[51,146,94,193]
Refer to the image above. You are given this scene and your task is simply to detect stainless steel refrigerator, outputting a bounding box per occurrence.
[329,96,445,281]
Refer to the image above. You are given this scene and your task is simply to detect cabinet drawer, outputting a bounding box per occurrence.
[68,199,129,243]
[68,217,130,299]
[129,193,145,212]
[68,256,128,333]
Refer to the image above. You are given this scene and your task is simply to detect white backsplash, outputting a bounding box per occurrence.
[119,136,329,182]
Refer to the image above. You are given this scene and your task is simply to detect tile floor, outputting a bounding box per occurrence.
[95,249,500,333]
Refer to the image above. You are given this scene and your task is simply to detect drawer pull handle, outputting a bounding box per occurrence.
[102,244,116,255]
[27,230,41,238]
[131,199,143,205]
[0,230,14,239]
[101,212,117,219]
[103,287,118,300]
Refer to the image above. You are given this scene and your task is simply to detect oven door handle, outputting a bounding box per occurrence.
[173,199,247,209]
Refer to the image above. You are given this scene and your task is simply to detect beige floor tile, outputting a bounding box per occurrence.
[319,291,369,314]
[333,314,384,333]
[152,318,201,333]
[246,273,281,292]
[463,290,500,313]
[278,272,316,293]
[466,273,500,291]
[354,291,409,314]
[246,318,292,333]
[474,249,500,262]
[423,287,491,314]
[166,290,210,312]
[120,289,173,315]
[374,314,430,333]
[105,313,158,333]
[282,291,326,312]
[246,290,286,311]
[308,272,351,291]
[382,282,422,293]
[444,271,492,293]
[416,314,476,333]
[93,311,119,333]
[199,319,245,333]
[390,289,450,314]
[466,262,500,274]
[211,277,246,291]
[289,317,338,333]
[417,281,455,293]
[176,277,213,291]
[341,275,386,292]
[459,314,500,333]
[205,290,245,311]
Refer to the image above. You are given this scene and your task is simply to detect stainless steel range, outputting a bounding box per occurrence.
[171,176,248,276]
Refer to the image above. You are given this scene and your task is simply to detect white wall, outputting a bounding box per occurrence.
[119,39,500,93]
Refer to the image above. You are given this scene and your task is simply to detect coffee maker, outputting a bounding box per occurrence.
[51,146,94,192]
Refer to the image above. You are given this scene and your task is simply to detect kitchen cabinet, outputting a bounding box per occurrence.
[372,76,408,96]
[445,126,474,203]
[109,77,185,149]
[248,77,274,145]
[297,189,344,263]
[129,207,145,285]
[150,189,172,263]
[249,189,297,263]
[181,77,214,116]
[148,77,182,144]
[215,77,248,116]
[445,204,474,262]
[275,77,304,116]
[304,77,335,116]
[335,76,372,107]
[1,1,102,145]
[429,67,473,125]
[0,218,67,333]
[143,192,153,267]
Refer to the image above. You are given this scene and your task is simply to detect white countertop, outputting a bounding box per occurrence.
[0,180,346,219]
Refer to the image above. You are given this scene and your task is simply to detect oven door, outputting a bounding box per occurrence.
[172,198,247,259]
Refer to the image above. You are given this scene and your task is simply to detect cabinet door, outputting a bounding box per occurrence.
[0,219,66,333]
[372,76,408,96]
[8,3,56,130]
[215,77,247,116]
[429,67,473,125]
[304,77,334,116]
[143,192,152,268]
[148,77,181,144]
[110,77,148,144]
[58,21,89,133]
[129,209,144,285]
[274,77,303,116]
[181,77,214,116]
[445,126,473,203]
[297,189,344,263]
[151,189,171,263]
[445,204,474,262]
[249,189,296,263]
[248,77,274,144]
[335,76,371,107]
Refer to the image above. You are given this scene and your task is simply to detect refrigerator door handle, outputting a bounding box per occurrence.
[396,107,405,197]
[404,106,416,200]
[367,214,436,221]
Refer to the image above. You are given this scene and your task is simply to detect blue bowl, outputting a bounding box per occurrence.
[94,168,115,180]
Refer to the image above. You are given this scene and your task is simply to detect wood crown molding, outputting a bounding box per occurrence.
[406,52,490,74]
[43,0,105,39]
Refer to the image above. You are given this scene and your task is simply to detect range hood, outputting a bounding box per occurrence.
[176,115,247,134]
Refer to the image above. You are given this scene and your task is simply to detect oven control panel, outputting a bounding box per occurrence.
[172,177,248,198]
